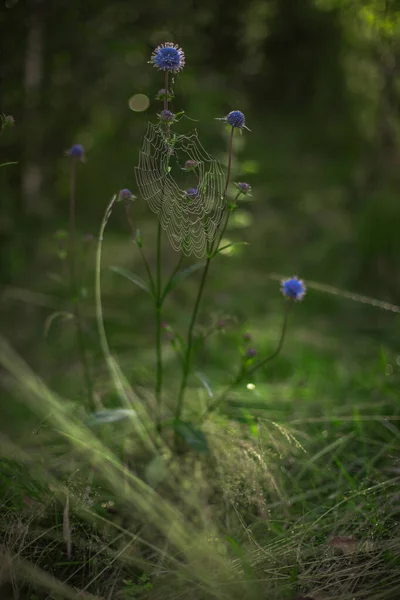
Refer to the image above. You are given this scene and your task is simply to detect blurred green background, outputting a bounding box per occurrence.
[1,0,400,388]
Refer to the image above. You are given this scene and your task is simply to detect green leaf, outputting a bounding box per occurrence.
[195,371,214,398]
[0,161,18,168]
[213,241,249,257]
[166,262,206,294]
[44,311,74,337]
[110,266,152,295]
[85,409,137,427]
[174,420,209,453]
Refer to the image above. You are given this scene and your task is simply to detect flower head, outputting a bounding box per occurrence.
[245,347,257,359]
[235,182,252,196]
[155,88,174,101]
[67,144,85,159]
[119,188,135,201]
[217,110,249,130]
[151,43,185,73]
[185,187,199,200]
[281,276,306,301]
[184,159,198,171]
[243,332,252,343]
[159,109,175,123]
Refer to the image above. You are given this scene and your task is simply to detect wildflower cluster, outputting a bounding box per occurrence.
[69,41,308,437]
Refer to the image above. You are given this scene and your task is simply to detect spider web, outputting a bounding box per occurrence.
[135,123,225,257]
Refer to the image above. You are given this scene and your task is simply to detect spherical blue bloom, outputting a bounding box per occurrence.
[67,144,85,158]
[159,109,175,122]
[281,276,306,301]
[216,110,250,131]
[185,187,199,200]
[119,188,134,201]
[151,43,185,73]
[235,182,252,195]
[227,110,245,128]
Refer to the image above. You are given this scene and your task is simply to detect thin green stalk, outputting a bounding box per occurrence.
[176,256,212,422]
[68,157,93,407]
[212,191,240,257]
[95,195,155,449]
[223,127,235,197]
[160,253,184,303]
[201,300,292,420]
[175,127,236,421]
[155,222,163,431]
[153,71,171,429]
[125,202,156,298]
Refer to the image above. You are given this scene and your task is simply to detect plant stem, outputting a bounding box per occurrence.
[201,300,292,420]
[160,253,184,303]
[175,127,236,421]
[153,71,171,429]
[224,127,234,197]
[125,202,156,298]
[213,191,240,257]
[155,221,163,431]
[176,256,211,421]
[68,157,93,408]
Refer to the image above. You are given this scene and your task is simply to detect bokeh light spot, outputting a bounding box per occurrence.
[129,94,150,112]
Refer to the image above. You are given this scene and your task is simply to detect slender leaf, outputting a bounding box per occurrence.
[85,409,137,427]
[0,161,18,168]
[166,262,206,295]
[44,311,74,337]
[195,371,214,398]
[213,241,249,257]
[110,266,152,295]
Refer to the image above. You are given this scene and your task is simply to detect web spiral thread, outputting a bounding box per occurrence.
[135,123,225,257]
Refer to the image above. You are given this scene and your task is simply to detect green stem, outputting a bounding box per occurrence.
[201,300,292,420]
[224,127,235,197]
[176,256,211,421]
[212,191,241,257]
[160,253,184,304]
[68,158,93,408]
[155,221,163,430]
[125,200,156,297]
[175,127,236,422]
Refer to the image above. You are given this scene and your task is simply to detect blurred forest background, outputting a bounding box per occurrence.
[2,3,400,598]
[1,0,400,386]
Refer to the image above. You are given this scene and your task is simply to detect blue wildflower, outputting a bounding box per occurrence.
[281,276,306,301]
[217,110,249,130]
[185,187,199,200]
[159,109,175,123]
[119,188,135,201]
[151,42,185,73]
[67,144,85,159]
[235,182,252,195]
